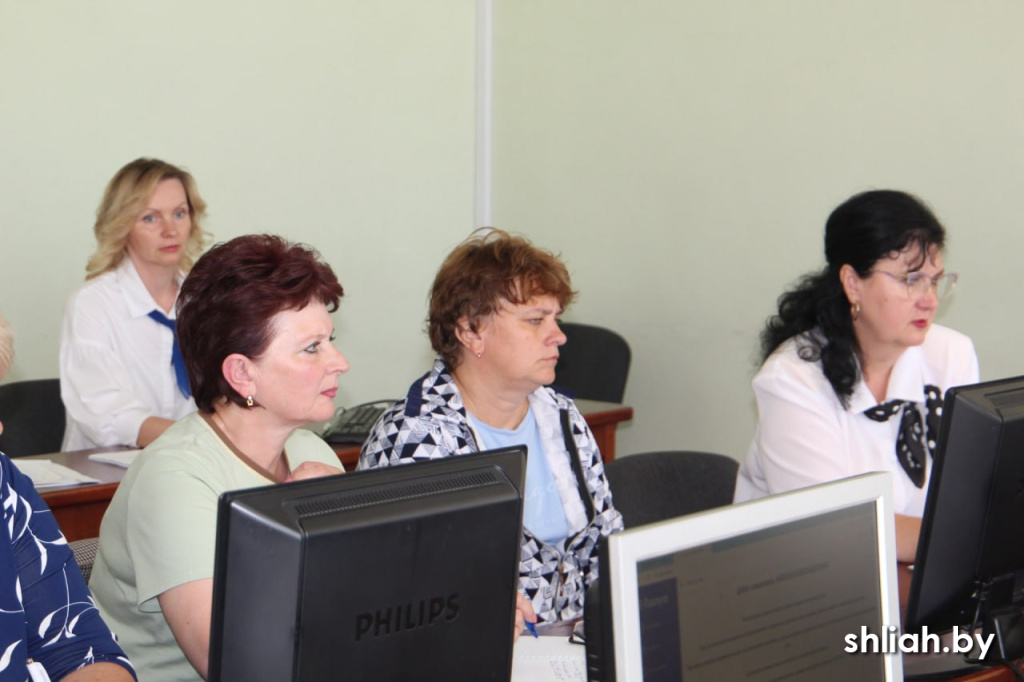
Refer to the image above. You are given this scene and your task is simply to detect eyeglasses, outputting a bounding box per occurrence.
[873,270,958,301]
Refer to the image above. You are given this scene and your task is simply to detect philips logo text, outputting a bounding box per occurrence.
[354,594,460,642]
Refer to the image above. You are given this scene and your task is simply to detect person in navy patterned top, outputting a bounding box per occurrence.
[0,313,135,681]
[359,230,623,626]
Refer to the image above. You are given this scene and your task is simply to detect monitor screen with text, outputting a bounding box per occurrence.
[606,473,901,682]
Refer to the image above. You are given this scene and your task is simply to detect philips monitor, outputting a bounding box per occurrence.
[906,375,1024,662]
[589,472,902,682]
[208,447,526,682]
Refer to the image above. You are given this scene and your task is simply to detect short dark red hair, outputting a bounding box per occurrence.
[428,228,576,369]
[177,234,344,412]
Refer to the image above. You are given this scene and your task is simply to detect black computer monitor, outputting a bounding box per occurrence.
[906,376,1024,661]
[207,447,526,682]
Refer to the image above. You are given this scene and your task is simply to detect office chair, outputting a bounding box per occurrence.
[70,537,99,584]
[552,322,631,403]
[0,379,65,457]
[603,450,738,528]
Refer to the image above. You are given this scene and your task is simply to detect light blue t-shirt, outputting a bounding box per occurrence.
[470,408,570,546]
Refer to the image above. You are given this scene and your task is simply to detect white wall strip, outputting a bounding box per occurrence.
[474,0,494,229]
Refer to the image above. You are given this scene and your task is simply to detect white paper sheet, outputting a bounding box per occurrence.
[16,460,101,489]
[87,450,141,468]
[512,635,587,682]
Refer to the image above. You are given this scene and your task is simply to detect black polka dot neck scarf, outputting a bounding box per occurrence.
[863,385,944,488]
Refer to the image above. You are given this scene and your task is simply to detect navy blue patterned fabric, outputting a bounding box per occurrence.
[0,453,135,680]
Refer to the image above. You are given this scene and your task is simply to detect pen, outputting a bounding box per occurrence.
[525,621,539,638]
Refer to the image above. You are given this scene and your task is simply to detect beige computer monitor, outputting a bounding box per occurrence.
[604,472,902,681]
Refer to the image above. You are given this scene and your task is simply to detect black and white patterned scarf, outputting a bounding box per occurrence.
[863,384,944,488]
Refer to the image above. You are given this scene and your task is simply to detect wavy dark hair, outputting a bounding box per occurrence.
[760,190,946,406]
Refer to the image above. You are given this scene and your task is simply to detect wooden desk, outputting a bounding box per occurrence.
[27,402,633,541]
[330,399,634,470]
[24,449,130,542]
[576,399,634,462]
[953,668,1018,681]
[907,658,1020,681]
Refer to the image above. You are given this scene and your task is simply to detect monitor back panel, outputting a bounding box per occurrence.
[295,476,521,680]
[907,379,1024,632]
[210,451,525,682]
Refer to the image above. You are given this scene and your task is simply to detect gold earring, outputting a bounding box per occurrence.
[850,302,861,321]
[246,395,255,408]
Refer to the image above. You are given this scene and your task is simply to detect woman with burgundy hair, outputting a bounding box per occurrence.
[90,235,348,682]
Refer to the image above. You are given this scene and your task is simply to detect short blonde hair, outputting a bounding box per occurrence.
[0,313,13,381]
[86,158,210,279]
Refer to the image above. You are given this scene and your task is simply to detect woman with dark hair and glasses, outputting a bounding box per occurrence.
[90,235,347,681]
[734,189,978,561]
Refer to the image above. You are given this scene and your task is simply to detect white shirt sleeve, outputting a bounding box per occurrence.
[59,263,194,450]
[736,352,857,500]
[60,294,150,448]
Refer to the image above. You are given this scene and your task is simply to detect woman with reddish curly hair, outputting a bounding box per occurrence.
[90,235,348,681]
[360,228,623,628]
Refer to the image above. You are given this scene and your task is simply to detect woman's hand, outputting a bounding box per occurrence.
[513,591,537,642]
[285,461,343,482]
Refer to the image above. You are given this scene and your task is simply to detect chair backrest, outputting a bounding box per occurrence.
[0,379,65,457]
[69,536,99,584]
[603,450,739,528]
[552,322,631,403]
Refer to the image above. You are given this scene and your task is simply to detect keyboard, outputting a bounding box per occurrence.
[321,402,391,444]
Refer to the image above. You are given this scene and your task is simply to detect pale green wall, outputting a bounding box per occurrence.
[3,2,1022,463]
[493,1,1024,460]
[0,1,478,405]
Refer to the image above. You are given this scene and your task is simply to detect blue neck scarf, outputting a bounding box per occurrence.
[147,310,191,399]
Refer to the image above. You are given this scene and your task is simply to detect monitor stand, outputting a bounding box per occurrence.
[903,651,981,680]
[986,605,1024,662]
[903,627,997,680]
